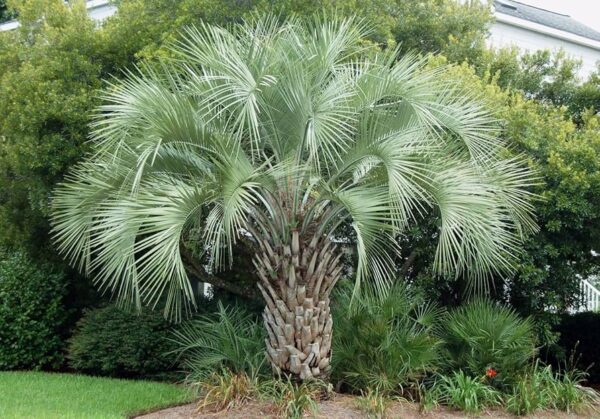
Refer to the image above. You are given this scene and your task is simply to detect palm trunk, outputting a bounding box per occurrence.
[254,229,343,380]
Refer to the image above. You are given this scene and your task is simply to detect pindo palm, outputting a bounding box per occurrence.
[51,17,537,380]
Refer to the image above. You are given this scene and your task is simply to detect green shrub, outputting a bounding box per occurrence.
[68,304,180,379]
[0,250,67,370]
[171,302,266,380]
[332,282,442,395]
[434,370,501,414]
[443,299,536,384]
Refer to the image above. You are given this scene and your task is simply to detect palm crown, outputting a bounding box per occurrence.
[52,17,536,379]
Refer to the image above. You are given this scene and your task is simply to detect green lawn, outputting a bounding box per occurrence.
[0,371,194,419]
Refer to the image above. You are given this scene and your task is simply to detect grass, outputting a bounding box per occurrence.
[198,370,259,412]
[0,371,193,419]
[354,388,392,418]
[434,370,501,414]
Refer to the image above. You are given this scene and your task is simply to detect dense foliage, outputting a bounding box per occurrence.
[0,1,103,252]
[0,250,67,370]
[405,60,600,344]
[332,282,442,394]
[442,299,536,385]
[68,304,181,379]
[104,0,491,59]
[479,48,600,121]
[555,312,600,384]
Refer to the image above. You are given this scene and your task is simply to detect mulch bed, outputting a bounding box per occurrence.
[135,393,597,418]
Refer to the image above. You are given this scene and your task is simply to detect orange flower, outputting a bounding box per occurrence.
[485,368,497,378]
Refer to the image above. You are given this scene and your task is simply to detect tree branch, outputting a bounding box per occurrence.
[180,245,261,301]
[400,249,418,278]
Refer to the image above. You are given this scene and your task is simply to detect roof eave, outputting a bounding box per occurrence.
[495,11,600,51]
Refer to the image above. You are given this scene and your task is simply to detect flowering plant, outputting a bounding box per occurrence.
[485,368,497,379]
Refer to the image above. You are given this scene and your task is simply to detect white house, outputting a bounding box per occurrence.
[490,0,600,76]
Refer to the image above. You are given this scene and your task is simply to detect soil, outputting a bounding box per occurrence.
[135,394,598,418]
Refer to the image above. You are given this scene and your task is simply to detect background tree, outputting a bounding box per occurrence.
[52,18,535,380]
[0,1,111,343]
[475,48,600,122]
[0,0,103,252]
[103,0,491,60]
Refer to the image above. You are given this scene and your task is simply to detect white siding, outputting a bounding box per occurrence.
[88,2,116,22]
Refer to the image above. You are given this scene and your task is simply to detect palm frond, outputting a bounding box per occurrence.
[51,16,537,316]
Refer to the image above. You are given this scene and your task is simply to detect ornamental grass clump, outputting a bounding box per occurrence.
[434,370,502,414]
[354,388,393,419]
[51,16,537,381]
[258,377,330,419]
[197,369,260,413]
[505,361,598,416]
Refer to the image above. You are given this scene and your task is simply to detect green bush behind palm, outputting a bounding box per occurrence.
[0,250,67,370]
[68,304,182,380]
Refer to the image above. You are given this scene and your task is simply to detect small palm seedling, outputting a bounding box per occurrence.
[170,302,266,380]
[443,299,536,385]
[332,281,443,395]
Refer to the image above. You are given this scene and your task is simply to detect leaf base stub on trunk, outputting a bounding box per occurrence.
[263,293,332,381]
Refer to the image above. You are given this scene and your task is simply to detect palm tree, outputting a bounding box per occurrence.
[51,17,536,380]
